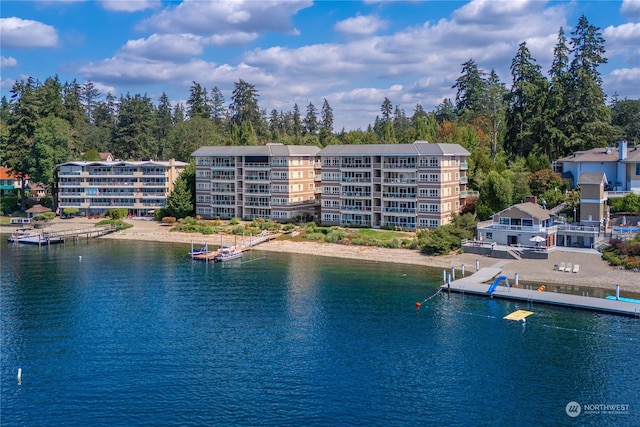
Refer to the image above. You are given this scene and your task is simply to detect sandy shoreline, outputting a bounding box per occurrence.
[4,218,639,294]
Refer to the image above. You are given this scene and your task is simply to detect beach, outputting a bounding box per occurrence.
[4,217,639,294]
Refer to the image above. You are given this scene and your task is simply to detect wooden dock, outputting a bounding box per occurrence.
[46,225,118,241]
[191,232,278,261]
[441,263,640,317]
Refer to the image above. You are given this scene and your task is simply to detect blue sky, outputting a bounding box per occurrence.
[1,0,639,131]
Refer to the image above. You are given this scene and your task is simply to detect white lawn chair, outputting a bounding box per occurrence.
[558,262,566,272]
[572,264,580,273]
[565,263,572,273]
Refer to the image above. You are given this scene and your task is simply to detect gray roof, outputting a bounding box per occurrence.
[495,202,551,221]
[557,145,640,164]
[58,160,188,167]
[318,141,470,156]
[578,172,608,185]
[192,143,320,157]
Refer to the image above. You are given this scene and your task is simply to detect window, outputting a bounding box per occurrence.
[429,189,439,197]
[636,163,640,175]
[429,157,439,167]
[522,219,533,227]
[486,232,493,239]
[429,204,439,212]
[428,219,439,227]
[499,217,510,225]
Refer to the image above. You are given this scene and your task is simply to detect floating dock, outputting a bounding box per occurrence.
[191,232,278,261]
[441,263,640,317]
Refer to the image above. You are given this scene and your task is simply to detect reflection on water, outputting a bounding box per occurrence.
[1,240,638,426]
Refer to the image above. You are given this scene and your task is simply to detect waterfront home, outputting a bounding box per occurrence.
[317,141,474,230]
[476,202,556,248]
[0,167,28,196]
[56,159,187,217]
[192,144,321,221]
[554,140,640,195]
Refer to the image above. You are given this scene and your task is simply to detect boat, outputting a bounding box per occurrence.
[189,243,209,256]
[214,246,244,262]
[8,230,65,245]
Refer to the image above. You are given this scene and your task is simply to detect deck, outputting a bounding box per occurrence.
[441,263,640,317]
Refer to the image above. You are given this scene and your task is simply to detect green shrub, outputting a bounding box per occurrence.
[230,217,240,225]
[34,212,56,221]
[62,207,79,217]
[107,208,128,220]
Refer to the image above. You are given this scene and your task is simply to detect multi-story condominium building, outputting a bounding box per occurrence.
[192,144,320,221]
[56,159,188,216]
[317,141,472,229]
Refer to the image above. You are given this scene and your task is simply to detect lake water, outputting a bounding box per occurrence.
[1,239,639,426]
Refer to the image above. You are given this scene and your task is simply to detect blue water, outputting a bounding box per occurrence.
[1,240,639,426]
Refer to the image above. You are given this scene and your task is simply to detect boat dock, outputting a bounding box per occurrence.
[44,225,118,242]
[441,263,640,317]
[191,232,278,261]
[8,225,118,245]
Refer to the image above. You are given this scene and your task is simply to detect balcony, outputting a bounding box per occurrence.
[459,176,468,184]
[340,205,372,212]
[341,177,371,183]
[383,192,417,199]
[342,191,372,197]
[460,190,479,197]
[383,178,417,184]
[460,162,468,170]
[382,207,417,214]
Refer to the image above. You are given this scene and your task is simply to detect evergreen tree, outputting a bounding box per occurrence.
[320,98,334,134]
[611,99,640,144]
[81,81,101,123]
[566,15,614,152]
[230,79,261,133]
[113,93,155,160]
[452,59,487,118]
[393,106,412,144]
[187,81,210,119]
[4,78,41,210]
[292,103,302,140]
[164,174,193,218]
[172,103,185,124]
[435,98,456,123]
[546,27,572,158]
[209,86,227,125]
[379,98,396,143]
[505,42,549,157]
[303,102,318,136]
[486,69,508,159]
[154,93,173,159]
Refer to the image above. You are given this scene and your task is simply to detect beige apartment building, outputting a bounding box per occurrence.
[192,144,320,221]
[317,141,473,229]
[56,159,188,216]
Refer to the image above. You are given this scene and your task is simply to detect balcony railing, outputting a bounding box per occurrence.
[340,206,372,211]
[383,193,417,199]
[383,207,417,213]
[460,190,479,197]
[459,176,468,184]
[342,192,372,197]
[460,162,468,170]
[383,178,417,184]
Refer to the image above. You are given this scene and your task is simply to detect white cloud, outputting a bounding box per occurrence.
[119,34,205,61]
[100,0,161,13]
[1,56,18,67]
[604,23,640,65]
[335,15,388,36]
[621,0,640,20]
[138,0,312,42]
[0,17,58,48]
[604,67,640,98]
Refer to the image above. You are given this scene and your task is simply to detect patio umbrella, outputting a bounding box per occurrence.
[529,236,546,243]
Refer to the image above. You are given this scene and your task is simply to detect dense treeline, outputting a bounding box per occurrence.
[1,15,638,218]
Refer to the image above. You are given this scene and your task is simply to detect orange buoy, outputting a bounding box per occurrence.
[415,302,421,308]
[538,285,546,292]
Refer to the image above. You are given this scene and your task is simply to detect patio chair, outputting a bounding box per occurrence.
[572,264,580,273]
[565,263,572,273]
[558,262,566,272]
